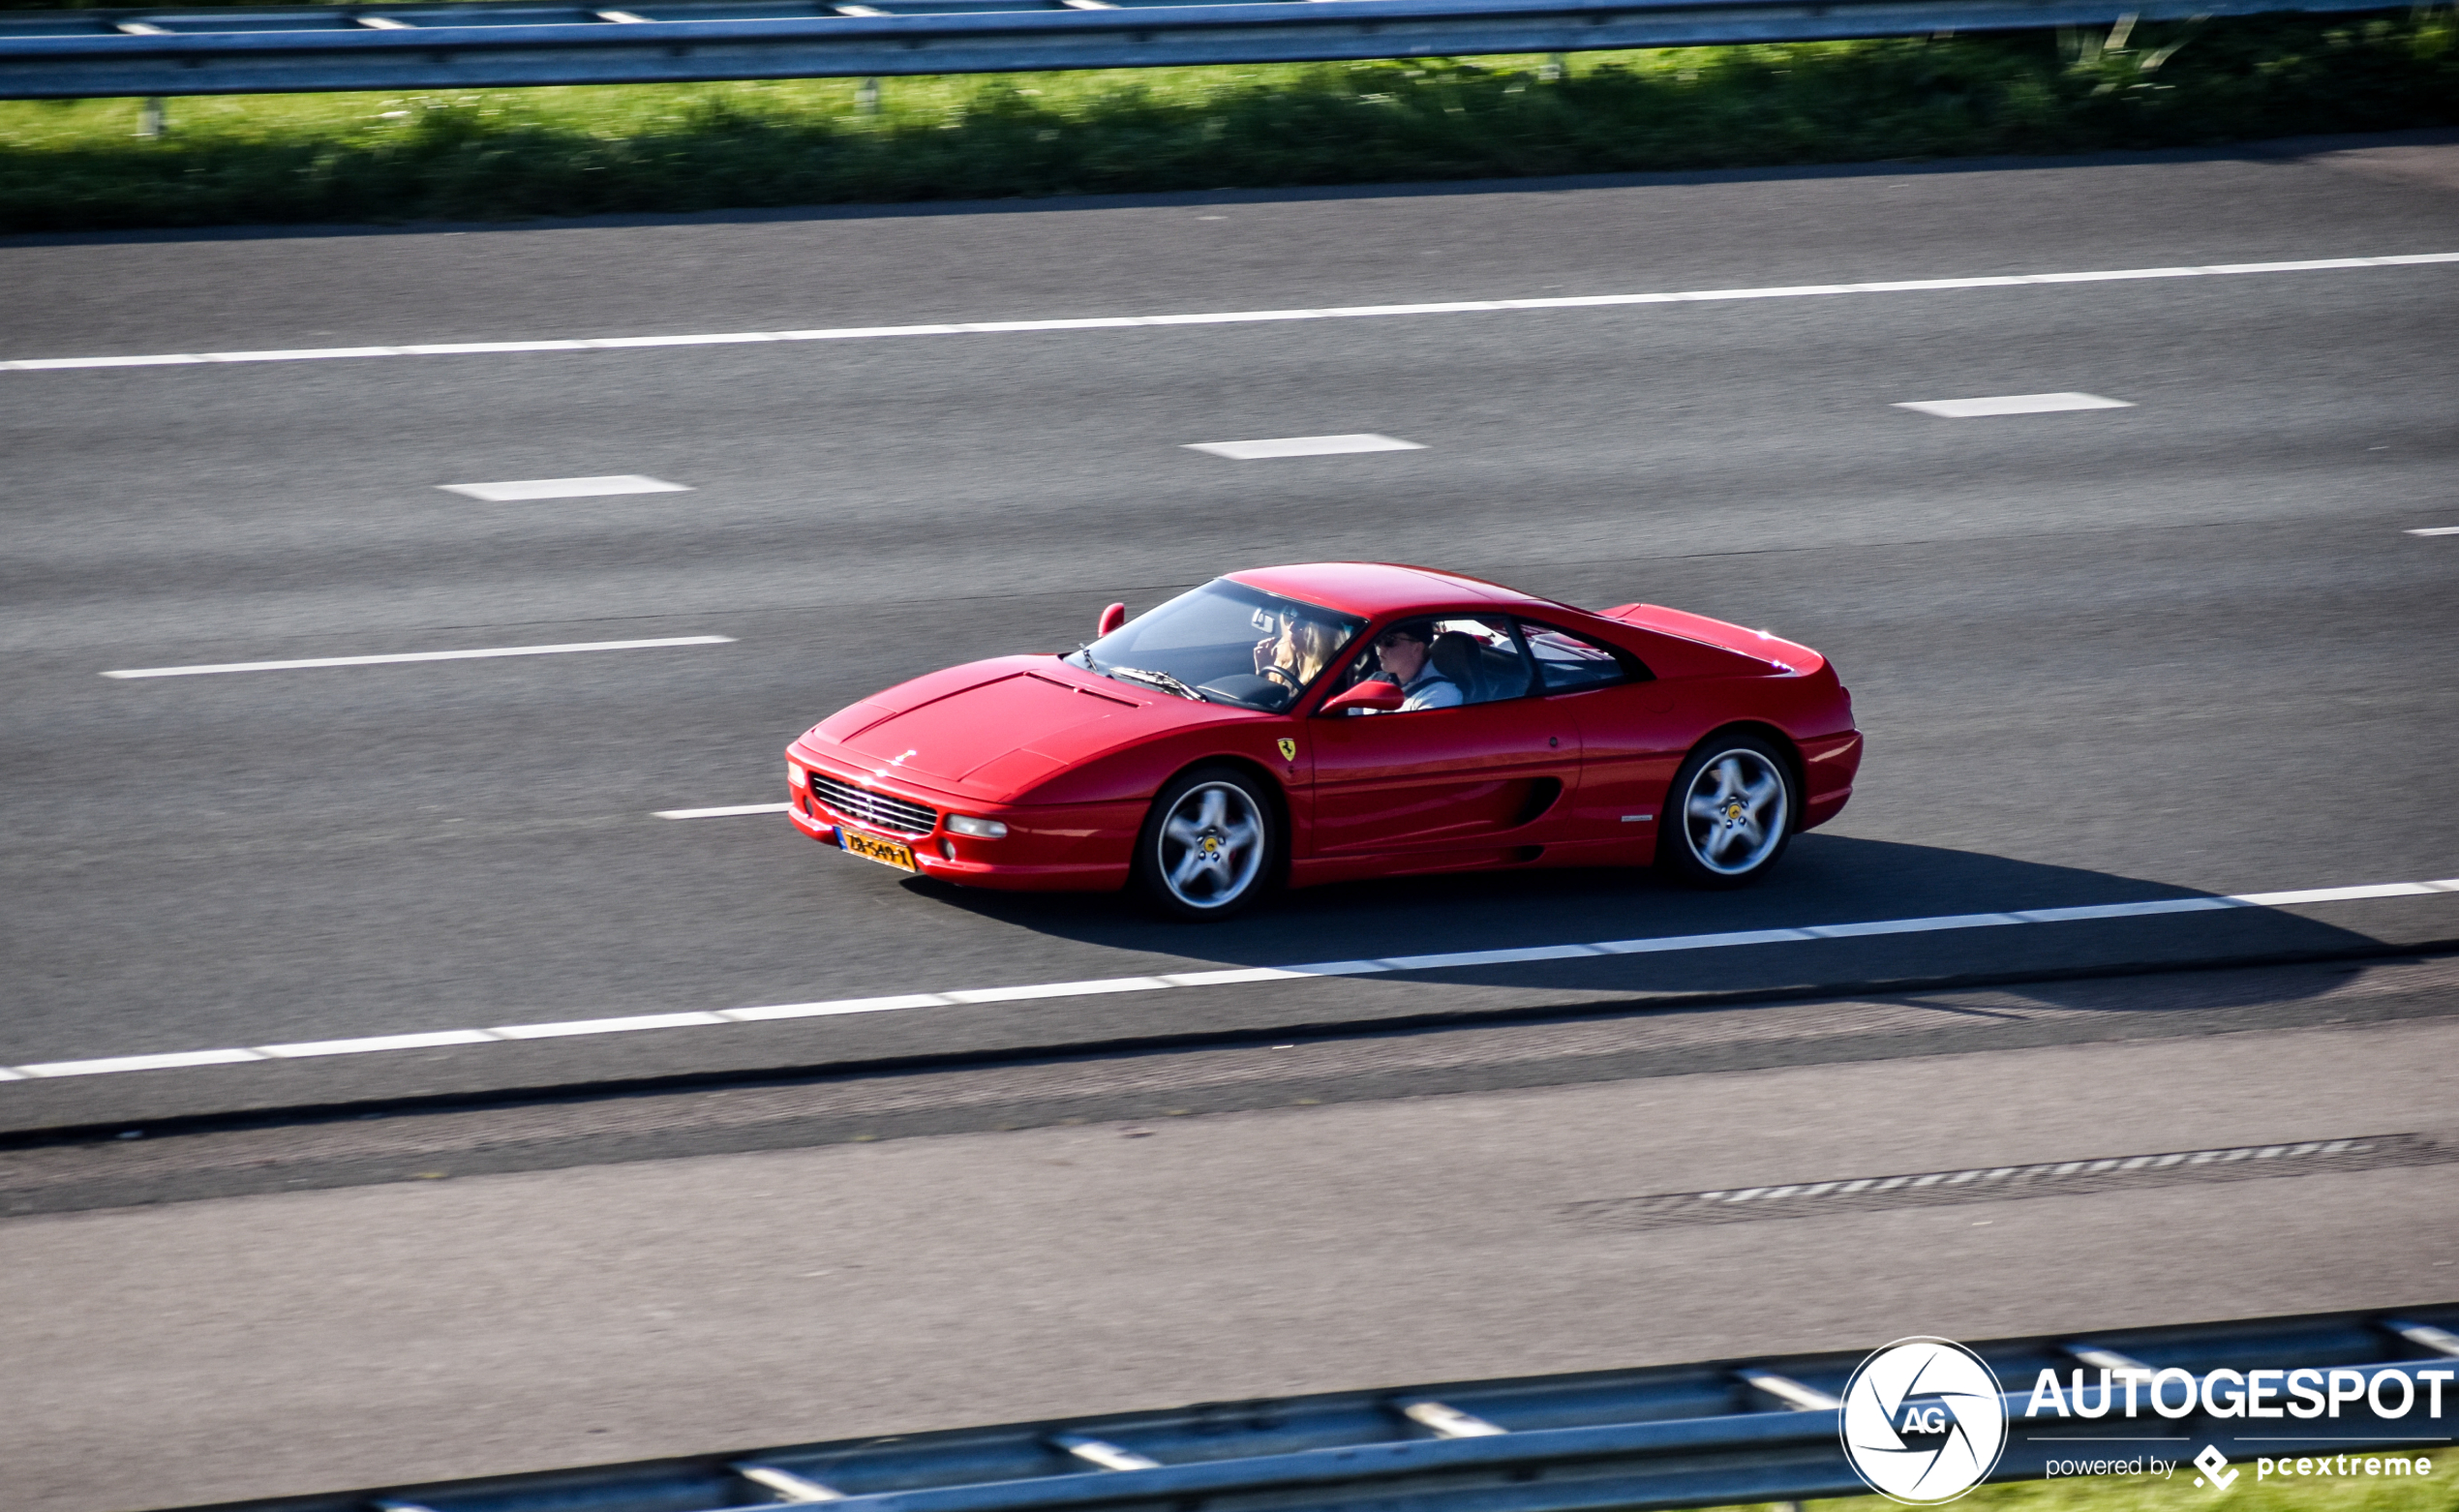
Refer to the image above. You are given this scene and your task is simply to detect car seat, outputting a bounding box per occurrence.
[1429,631,1483,703]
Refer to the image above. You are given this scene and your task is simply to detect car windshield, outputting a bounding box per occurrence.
[1067,580,1364,712]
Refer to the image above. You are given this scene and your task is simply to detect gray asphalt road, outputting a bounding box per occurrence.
[5,137,2458,1134]
[8,1009,2455,1512]
[5,134,2459,1512]
[9,950,2456,1217]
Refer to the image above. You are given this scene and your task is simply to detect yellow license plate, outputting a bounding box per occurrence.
[840,829,918,872]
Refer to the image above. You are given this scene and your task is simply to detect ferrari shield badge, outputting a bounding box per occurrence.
[1277,738,1298,762]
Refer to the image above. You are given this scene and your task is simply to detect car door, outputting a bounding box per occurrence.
[1307,615,1581,856]
[1518,619,1688,845]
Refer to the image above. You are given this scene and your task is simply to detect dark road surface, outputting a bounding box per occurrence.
[3,134,2456,1512]
[8,136,2457,1127]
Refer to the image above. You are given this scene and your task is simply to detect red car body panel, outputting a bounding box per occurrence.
[786,563,1861,893]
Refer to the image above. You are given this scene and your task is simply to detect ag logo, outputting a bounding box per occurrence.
[1277,738,1297,762]
[1840,1337,2008,1504]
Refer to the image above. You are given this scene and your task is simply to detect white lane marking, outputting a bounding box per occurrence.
[488,1012,730,1040]
[1804,911,2025,937]
[1896,392,2135,418]
[1381,943,1601,969]
[101,635,733,680]
[1186,434,1424,460]
[17,1048,269,1076]
[7,253,2453,374]
[9,873,2455,1083]
[2012,897,2228,922]
[720,993,949,1022]
[656,802,793,819]
[2234,881,2447,906]
[258,1030,501,1058]
[441,475,691,501]
[1596,926,1824,953]
[2409,526,2459,536]
[945,977,1173,1004]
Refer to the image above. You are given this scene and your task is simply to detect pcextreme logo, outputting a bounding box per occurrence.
[1840,1338,2010,1504]
[2193,1445,2240,1491]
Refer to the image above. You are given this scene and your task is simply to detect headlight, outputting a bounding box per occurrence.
[787,762,805,788]
[946,814,1008,838]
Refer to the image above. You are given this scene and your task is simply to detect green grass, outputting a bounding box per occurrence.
[2,8,2453,231]
[1712,1463,2459,1512]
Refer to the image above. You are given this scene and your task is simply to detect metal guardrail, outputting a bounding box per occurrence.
[174,1306,2459,1512]
[0,0,2409,99]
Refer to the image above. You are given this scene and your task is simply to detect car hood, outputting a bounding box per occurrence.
[816,658,1226,799]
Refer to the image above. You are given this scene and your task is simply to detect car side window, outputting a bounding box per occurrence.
[1519,621,1649,693]
[1428,616,1533,705]
[1328,615,1533,711]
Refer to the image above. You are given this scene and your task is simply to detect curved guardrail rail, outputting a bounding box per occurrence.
[171,1306,2459,1512]
[0,0,2407,98]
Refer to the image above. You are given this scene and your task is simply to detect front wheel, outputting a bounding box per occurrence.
[1659,735,1797,889]
[1134,766,1276,921]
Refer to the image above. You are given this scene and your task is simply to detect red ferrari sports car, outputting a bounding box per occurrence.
[786,562,1860,919]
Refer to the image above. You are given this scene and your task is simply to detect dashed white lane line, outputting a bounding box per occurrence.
[101,635,733,680]
[656,802,793,819]
[441,475,691,501]
[4,873,2452,1083]
[1896,392,2134,418]
[2409,526,2459,537]
[1187,434,1424,460]
[5,253,2453,374]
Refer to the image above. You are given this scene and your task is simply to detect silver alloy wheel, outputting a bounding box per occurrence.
[1157,780,1267,910]
[1681,747,1790,877]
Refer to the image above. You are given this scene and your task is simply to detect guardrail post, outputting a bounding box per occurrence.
[857,76,879,113]
[137,96,165,137]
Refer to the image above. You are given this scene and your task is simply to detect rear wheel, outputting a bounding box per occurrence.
[1134,766,1275,921]
[1659,734,1796,889]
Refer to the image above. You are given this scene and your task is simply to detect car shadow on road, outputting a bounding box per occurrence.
[895,832,2399,1012]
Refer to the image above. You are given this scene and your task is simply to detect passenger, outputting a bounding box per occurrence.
[1368,623,1463,711]
[1255,615,1339,693]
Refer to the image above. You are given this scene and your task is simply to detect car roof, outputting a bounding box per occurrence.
[1224,562,1539,620]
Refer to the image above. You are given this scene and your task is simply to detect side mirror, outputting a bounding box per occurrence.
[1096,602,1127,638]
[1319,680,1405,716]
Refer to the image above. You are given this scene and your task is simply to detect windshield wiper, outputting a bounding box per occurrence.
[1107,665,1208,702]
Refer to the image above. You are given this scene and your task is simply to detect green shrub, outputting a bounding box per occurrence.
[1,9,2451,231]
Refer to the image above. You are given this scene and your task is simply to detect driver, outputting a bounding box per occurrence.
[1368,622,1462,711]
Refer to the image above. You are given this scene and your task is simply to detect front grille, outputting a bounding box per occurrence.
[807,771,938,836]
